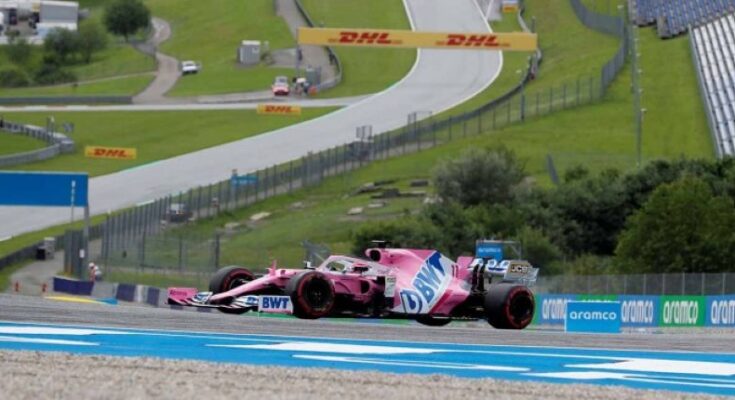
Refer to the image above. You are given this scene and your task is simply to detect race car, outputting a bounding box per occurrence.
[168,242,538,329]
[271,75,290,96]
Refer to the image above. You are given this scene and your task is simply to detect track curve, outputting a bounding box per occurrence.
[0,0,502,238]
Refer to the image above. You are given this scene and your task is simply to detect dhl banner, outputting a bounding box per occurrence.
[85,146,137,160]
[256,104,302,115]
[298,27,537,51]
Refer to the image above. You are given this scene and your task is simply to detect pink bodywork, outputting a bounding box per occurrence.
[201,248,473,316]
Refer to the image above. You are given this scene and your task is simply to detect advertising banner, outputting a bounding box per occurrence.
[0,171,88,207]
[298,28,538,51]
[533,294,578,325]
[85,146,137,160]
[619,295,659,327]
[706,295,735,327]
[565,301,621,334]
[256,104,302,115]
[659,295,706,327]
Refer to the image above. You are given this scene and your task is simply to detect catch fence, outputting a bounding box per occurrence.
[537,272,735,295]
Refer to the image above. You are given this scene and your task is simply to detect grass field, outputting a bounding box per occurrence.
[0,108,336,176]
[0,74,155,97]
[302,0,415,98]
[0,133,46,155]
[147,0,296,96]
[125,0,713,272]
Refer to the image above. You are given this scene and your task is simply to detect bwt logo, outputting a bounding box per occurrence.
[399,289,424,314]
[662,301,699,325]
[440,34,501,48]
[568,311,618,321]
[260,296,291,310]
[336,31,397,45]
[411,252,447,306]
[710,300,735,325]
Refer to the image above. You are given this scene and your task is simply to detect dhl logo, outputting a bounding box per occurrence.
[85,146,137,160]
[257,104,302,115]
[331,31,401,45]
[438,34,503,48]
[298,27,537,52]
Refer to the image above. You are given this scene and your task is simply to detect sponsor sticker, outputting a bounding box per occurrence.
[394,252,453,314]
[85,146,137,160]
[565,301,621,334]
[384,276,396,298]
[256,104,302,115]
[298,28,537,52]
[258,295,293,314]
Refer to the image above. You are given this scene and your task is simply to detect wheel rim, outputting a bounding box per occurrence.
[509,292,533,322]
[305,278,331,310]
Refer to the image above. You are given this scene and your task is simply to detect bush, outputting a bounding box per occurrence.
[5,38,33,66]
[34,63,77,85]
[433,146,525,207]
[0,67,32,88]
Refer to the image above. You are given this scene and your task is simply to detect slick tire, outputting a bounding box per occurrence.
[484,283,535,329]
[286,271,335,319]
[209,266,255,314]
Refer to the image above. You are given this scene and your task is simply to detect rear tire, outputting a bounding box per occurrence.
[484,284,534,329]
[209,266,255,314]
[286,271,335,319]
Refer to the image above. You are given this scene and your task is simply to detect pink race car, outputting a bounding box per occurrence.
[168,243,538,329]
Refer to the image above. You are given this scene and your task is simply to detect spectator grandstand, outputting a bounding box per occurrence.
[691,14,735,156]
[629,0,735,38]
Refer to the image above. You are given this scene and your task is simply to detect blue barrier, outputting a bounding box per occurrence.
[116,283,136,302]
[706,295,735,327]
[534,294,578,325]
[619,295,659,327]
[52,277,94,295]
[145,287,161,307]
[565,301,621,334]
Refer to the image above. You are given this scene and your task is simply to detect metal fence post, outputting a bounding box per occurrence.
[289,160,294,193]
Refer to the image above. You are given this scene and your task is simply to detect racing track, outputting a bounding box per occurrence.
[0,0,502,238]
[1,294,734,397]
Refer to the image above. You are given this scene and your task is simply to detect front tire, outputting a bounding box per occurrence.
[286,271,335,319]
[484,284,534,329]
[209,266,255,314]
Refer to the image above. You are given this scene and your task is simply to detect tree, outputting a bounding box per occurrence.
[433,146,526,206]
[78,20,109,64]
[6,37,32,66]
[615,177,735,273]
[104,0,150,42]
[44,28,80,64]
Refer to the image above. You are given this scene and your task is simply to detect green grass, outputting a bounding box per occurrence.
[0,262,27,291]
[0,8,155,97]
[121,0,713,273]
[148,0,296,96]
[301,0,415,97]
[1,108,336,176]
[0,133,46,155]
[0,74,154,97]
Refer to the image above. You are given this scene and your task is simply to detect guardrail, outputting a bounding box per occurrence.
[293,0,343,92]
[0,119,76,168]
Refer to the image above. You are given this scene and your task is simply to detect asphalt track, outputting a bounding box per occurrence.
[1,294,734,397]
[0,0,502,238]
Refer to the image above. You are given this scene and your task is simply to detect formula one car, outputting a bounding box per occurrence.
[168,242,538,329]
